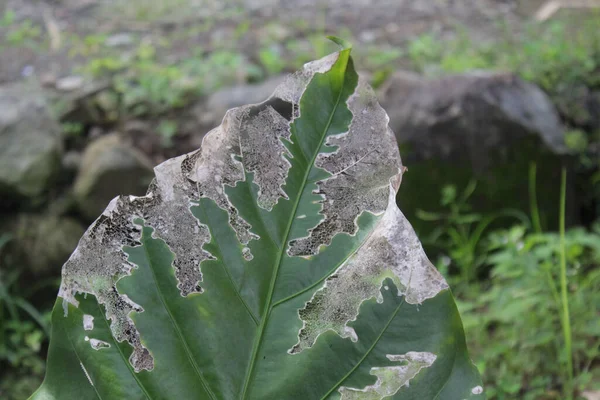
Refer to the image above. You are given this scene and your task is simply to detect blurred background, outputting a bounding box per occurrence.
[0,0,599,399]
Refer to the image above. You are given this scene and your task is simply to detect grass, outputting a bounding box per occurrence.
[422,177,600,399]
[559,168,574,399]
[406,16,600,93]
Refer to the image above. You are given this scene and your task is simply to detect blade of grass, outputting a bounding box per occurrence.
[559,167,574,399]
[529,162,543,233]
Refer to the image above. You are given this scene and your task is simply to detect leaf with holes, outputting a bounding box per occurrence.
[31,39,484,400]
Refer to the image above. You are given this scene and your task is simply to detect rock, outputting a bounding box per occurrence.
[378,71,572,232]
[1,213,85,276]
[184,75,287,147]
[105,33,134,47]
[61,150,82,180]
[56,76,85,92]
[553,85,600,131]
[0,81,63,206]
[73,134,155,220]
[583,391,600,400]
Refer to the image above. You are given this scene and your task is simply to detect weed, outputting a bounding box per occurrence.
[2,19,42,49]
[416,180,529,285]
[157,119,178,147]
[0,10,16,27]
[443,172,599,399]
[259,45,287,75]
[406,17,600,93]
[61,122,84,138]
[0,235,51,400]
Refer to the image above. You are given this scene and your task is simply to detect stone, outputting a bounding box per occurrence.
[105,33,134,47]
[1,213,85,276]
[73,134,155,221]
[0,81,63,206]
[378,70,571,232]
[56,76,84,91]
[61,150,82,180]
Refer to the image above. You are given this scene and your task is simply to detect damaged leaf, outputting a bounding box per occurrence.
[31,39,483,400]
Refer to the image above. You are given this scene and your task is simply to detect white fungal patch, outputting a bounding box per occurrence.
[242,247,254,261]
[143,154,214,297]
[290,189,448,354]
[338,351,437,399]
[272,52,339,107]
[472,386,484,394]
[288,77,403,257]
[189,112,258,248]
[239,103,292,211]
[83,314,94,331]
[59,196,154,372]
[86,337,111,350]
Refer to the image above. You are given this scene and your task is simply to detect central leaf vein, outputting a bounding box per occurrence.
[240,52,351,399]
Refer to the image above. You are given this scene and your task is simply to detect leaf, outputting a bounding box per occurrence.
[31,44,483,399]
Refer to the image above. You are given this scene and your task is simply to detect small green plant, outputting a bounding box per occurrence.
[3,19,42,48]
[407,17,600,93]
[157,119,178,147]
[61,122,84,138]
[0,235,51,400]
[258,46,287,75]
[0,9,16,27]
[416,180,528,285]
[461,221,600,399]
[452,169,599,399]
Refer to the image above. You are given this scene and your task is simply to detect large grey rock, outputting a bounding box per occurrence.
[0,81,63,204]
[1,213,85,276]
[379,70,566,163]
[378,71,572,232]
[74,134,154,220]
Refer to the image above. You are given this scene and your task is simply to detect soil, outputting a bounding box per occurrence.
[0,0,528,85]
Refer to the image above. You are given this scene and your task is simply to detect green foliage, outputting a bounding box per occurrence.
[61,122,84,138]
[157,119,178,147]
[427,179,600,399]
[1,16,43,49]
[258,45,287,75]
[0,235,51,400]
[460,224,600,399]
[0,9,16,27]
[416,181,528,285]
[407,17,600,92]
[77,35,258,117]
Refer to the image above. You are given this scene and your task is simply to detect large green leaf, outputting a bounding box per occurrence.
[31,41,484,400]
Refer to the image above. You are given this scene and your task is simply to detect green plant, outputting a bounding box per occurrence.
[32,39,482,399]
[3,19,42,48]
[558,168,574,399]
[0,235,50,400]
[61,122,84,138]
[406,17,600,92]
[416,181,528,285]
[460,222,600,399]
[157,119,178,147]
[258,45,287,75]
[0,9,16,27]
